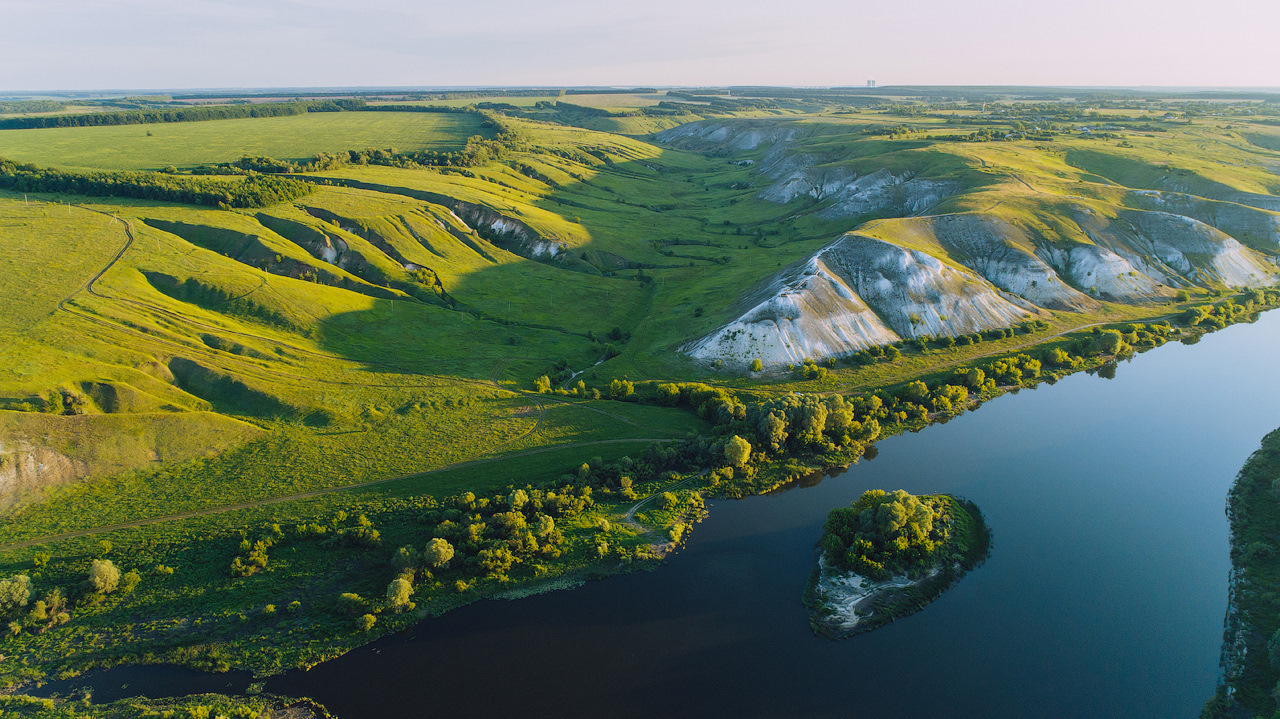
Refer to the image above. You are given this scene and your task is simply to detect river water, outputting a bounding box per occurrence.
[41,312,1280,718]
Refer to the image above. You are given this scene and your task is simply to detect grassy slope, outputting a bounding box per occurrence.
[0,100,1278,689]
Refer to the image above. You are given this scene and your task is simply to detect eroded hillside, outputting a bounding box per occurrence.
[661,118,1280,368]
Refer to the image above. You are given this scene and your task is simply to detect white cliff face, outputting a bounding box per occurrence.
[659,120,958,218]
[1131,191,1280,249]
[656,121,797,151]
[684,256,901,369]
[921,214,1099,312]
[449,204,565,260]
[0,439,87,511]
[1073,205,1277,292]
[315,235,349,266]
[1121,210,1276,288]
[823,235,1032,338]
[1043,243,1169,301]
[684,234,1031,368]
[759,166,958,219]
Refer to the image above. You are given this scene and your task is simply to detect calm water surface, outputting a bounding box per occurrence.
[46,313,1280,718]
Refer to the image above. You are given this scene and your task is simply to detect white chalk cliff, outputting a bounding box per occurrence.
[685,234,1031,369]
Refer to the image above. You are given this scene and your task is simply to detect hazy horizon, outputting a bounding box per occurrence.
[7,84,1280,98]
[3,0,1277,92]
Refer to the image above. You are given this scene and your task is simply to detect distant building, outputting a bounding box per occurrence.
[867,80,876,88]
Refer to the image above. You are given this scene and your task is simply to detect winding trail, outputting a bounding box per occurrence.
[832,312,1178,394]
[11,203,1183,554]
[0,436,676,553]
[0,204,690,553]
[622,472,703,535]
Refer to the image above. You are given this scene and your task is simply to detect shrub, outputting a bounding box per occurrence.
[657,383,681,405]
[1092,329,1126,355]
[606,379,635,399]
[119,570,141,594]
[724,435,752,467]
[424,538,455,568]
[336,592,365,615]
[386,579,414,610]
[391,545,420,571]
[0,575,32,613]
[507,488,528,510]
[535,514,556,537]
[355,614,377,631]
[88,560,120,594]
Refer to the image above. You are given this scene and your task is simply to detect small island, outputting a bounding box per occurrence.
[806,489,991,638]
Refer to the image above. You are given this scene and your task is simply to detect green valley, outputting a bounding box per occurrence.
[0,87,1278,715]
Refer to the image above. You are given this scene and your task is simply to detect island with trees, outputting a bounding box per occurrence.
[806,489,990,638]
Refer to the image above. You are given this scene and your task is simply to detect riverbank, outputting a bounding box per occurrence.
[0,691,332,718]
[16,304,1280,719]
[1205,427,1280,718]
[0,292,1276,699]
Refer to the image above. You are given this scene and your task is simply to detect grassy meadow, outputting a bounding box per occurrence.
[0,111,487,171]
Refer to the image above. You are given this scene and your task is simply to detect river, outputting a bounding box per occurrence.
[40,312,1280,717]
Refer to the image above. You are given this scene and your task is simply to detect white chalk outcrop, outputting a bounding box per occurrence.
[906,214,1100,312]
[760,166,959,219]
[1074,206,1276,291]
[684,254,901,369]
[450,202,566,260]
[656,120,798,152]
[1042,242,1169,301]
[0,438,87,511]
[1122,210,1275,288]
[1130,191,1280,249]
[685,234,1031,369]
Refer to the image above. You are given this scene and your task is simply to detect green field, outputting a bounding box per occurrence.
[371,91,671,110]
[0,111,486,171]
[1,91,1278,700]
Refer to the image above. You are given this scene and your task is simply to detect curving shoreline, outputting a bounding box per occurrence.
[1205,427,1280,718]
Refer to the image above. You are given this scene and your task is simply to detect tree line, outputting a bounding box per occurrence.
[0,157,313,208]
[193,121,527,176]
[0,99,367,130]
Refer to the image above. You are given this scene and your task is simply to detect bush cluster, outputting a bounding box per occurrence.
[820,490,952,581]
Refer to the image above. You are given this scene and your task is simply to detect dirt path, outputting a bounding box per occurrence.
[622,473,702,535]
[833,313,1176,395]
[0,209,682,553]
[0,436,676,553]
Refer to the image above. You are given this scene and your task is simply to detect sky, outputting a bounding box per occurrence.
[3,0,1279,92]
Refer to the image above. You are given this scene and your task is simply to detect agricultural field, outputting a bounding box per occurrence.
[0,111,486,171]
[370,91,671,110]
[1,90,1279,702]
